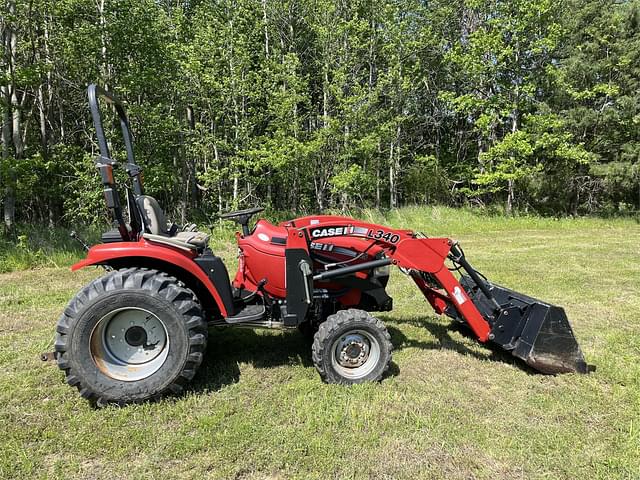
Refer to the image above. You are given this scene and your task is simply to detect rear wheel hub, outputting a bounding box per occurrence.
[124,326,147,346]
[90,307,169,381]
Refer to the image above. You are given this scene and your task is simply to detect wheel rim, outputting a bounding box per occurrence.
[90,307,169,381]
[330,329,381,380]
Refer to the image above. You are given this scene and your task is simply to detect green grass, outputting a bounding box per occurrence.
[0,225,98,273]
[0,207,638,479]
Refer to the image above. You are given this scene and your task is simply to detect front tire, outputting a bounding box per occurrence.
[55,268,207,406]
[312,309,392,384]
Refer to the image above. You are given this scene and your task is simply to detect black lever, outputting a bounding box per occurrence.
[70,231,90,252]
[449,243,502,313]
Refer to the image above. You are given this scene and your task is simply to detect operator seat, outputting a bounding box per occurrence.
[136,195,210,250]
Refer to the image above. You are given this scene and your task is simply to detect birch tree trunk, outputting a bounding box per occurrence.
[388,141,395,209]
[261,0,269,59]
[3,1,19,230]
[376,149,381,209]
[506,111,518,215]
[98,0,110,85]
[389,125,401,209]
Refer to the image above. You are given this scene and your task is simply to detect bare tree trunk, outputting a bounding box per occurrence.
[506,179,514,214]
[261,0,269,59]
[178,106,196,224]
[506,112,518,215]
[0,15,11,172]
[376,163,380,209]
[291,75,299,210]
[368,20,375,89]
[389,125,401,209]
[292,165,299,211]
[388,141,395,209]
[477,136,484,172]
[1,82,12,230]
[233,176,238,204]
[3,2,19,231]
[227,17,242,207]
[213,143,223,214]
[314,175,325,210]
[98,0,110,85]
[38,85,47,154]
[323,69,329,128]
[58,97,65,140]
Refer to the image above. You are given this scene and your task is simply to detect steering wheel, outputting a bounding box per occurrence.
[220,206,264,220]
[220,206,265,235]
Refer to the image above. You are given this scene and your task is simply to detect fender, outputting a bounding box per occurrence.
[72,240,230,317]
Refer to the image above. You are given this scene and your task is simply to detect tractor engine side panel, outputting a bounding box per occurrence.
[233,220,288,298]
[233,244,286,298]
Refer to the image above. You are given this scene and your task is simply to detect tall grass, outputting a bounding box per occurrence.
[0,226,94,273]
[1,206,637,273]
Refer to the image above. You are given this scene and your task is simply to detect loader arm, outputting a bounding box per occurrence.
[290,219,492,341]
[291,218,589,374]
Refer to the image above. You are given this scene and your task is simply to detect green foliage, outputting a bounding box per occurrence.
[474,131,539,194]
[403,155,451,205]
[329,164,375,208]
[0,225,92,273]
[1,0,640,237]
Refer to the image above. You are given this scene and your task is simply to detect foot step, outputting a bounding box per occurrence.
[224,304,266,324]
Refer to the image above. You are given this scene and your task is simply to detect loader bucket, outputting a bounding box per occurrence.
[459,276,589,374]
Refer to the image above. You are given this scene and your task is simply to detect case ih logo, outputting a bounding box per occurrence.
[310,242,334,252]
[311,226,355,238]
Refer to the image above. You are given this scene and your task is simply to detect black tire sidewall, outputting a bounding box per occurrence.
[317,315,391,384]
[68,290,191,402]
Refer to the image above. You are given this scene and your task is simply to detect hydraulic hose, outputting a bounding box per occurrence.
[449,244,502,312]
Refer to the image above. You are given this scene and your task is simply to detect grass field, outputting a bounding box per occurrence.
[0,207,638,479]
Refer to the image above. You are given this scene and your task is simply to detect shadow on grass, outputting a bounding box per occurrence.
[189,326,402,395]
[189,328,311,393]
[185,315,540,397]
[385,317,538,375]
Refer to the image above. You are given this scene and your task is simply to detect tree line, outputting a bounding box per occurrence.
[1,0,640,231]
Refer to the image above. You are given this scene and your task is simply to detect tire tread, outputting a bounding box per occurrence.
[312,308,392,384]
[55,267,207,406]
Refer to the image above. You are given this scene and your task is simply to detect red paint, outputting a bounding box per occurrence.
[233,220,288,297]
[433,268,491,342]
[71,239,230,317]
[73,214,493,342]
[286,217,492,340]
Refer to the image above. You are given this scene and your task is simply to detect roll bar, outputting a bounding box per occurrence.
[88,84,144,241]
[87,84,143,196]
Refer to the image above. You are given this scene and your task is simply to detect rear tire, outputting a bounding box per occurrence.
[55,268,207,406]
[312,309,392,384]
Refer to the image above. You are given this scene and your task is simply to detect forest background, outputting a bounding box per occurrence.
[2,0,640,231]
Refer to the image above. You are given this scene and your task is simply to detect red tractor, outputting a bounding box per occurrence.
[53,85,589,405]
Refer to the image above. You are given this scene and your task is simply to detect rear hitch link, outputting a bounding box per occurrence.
[70,231,90,252]
[40,351,58,362]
